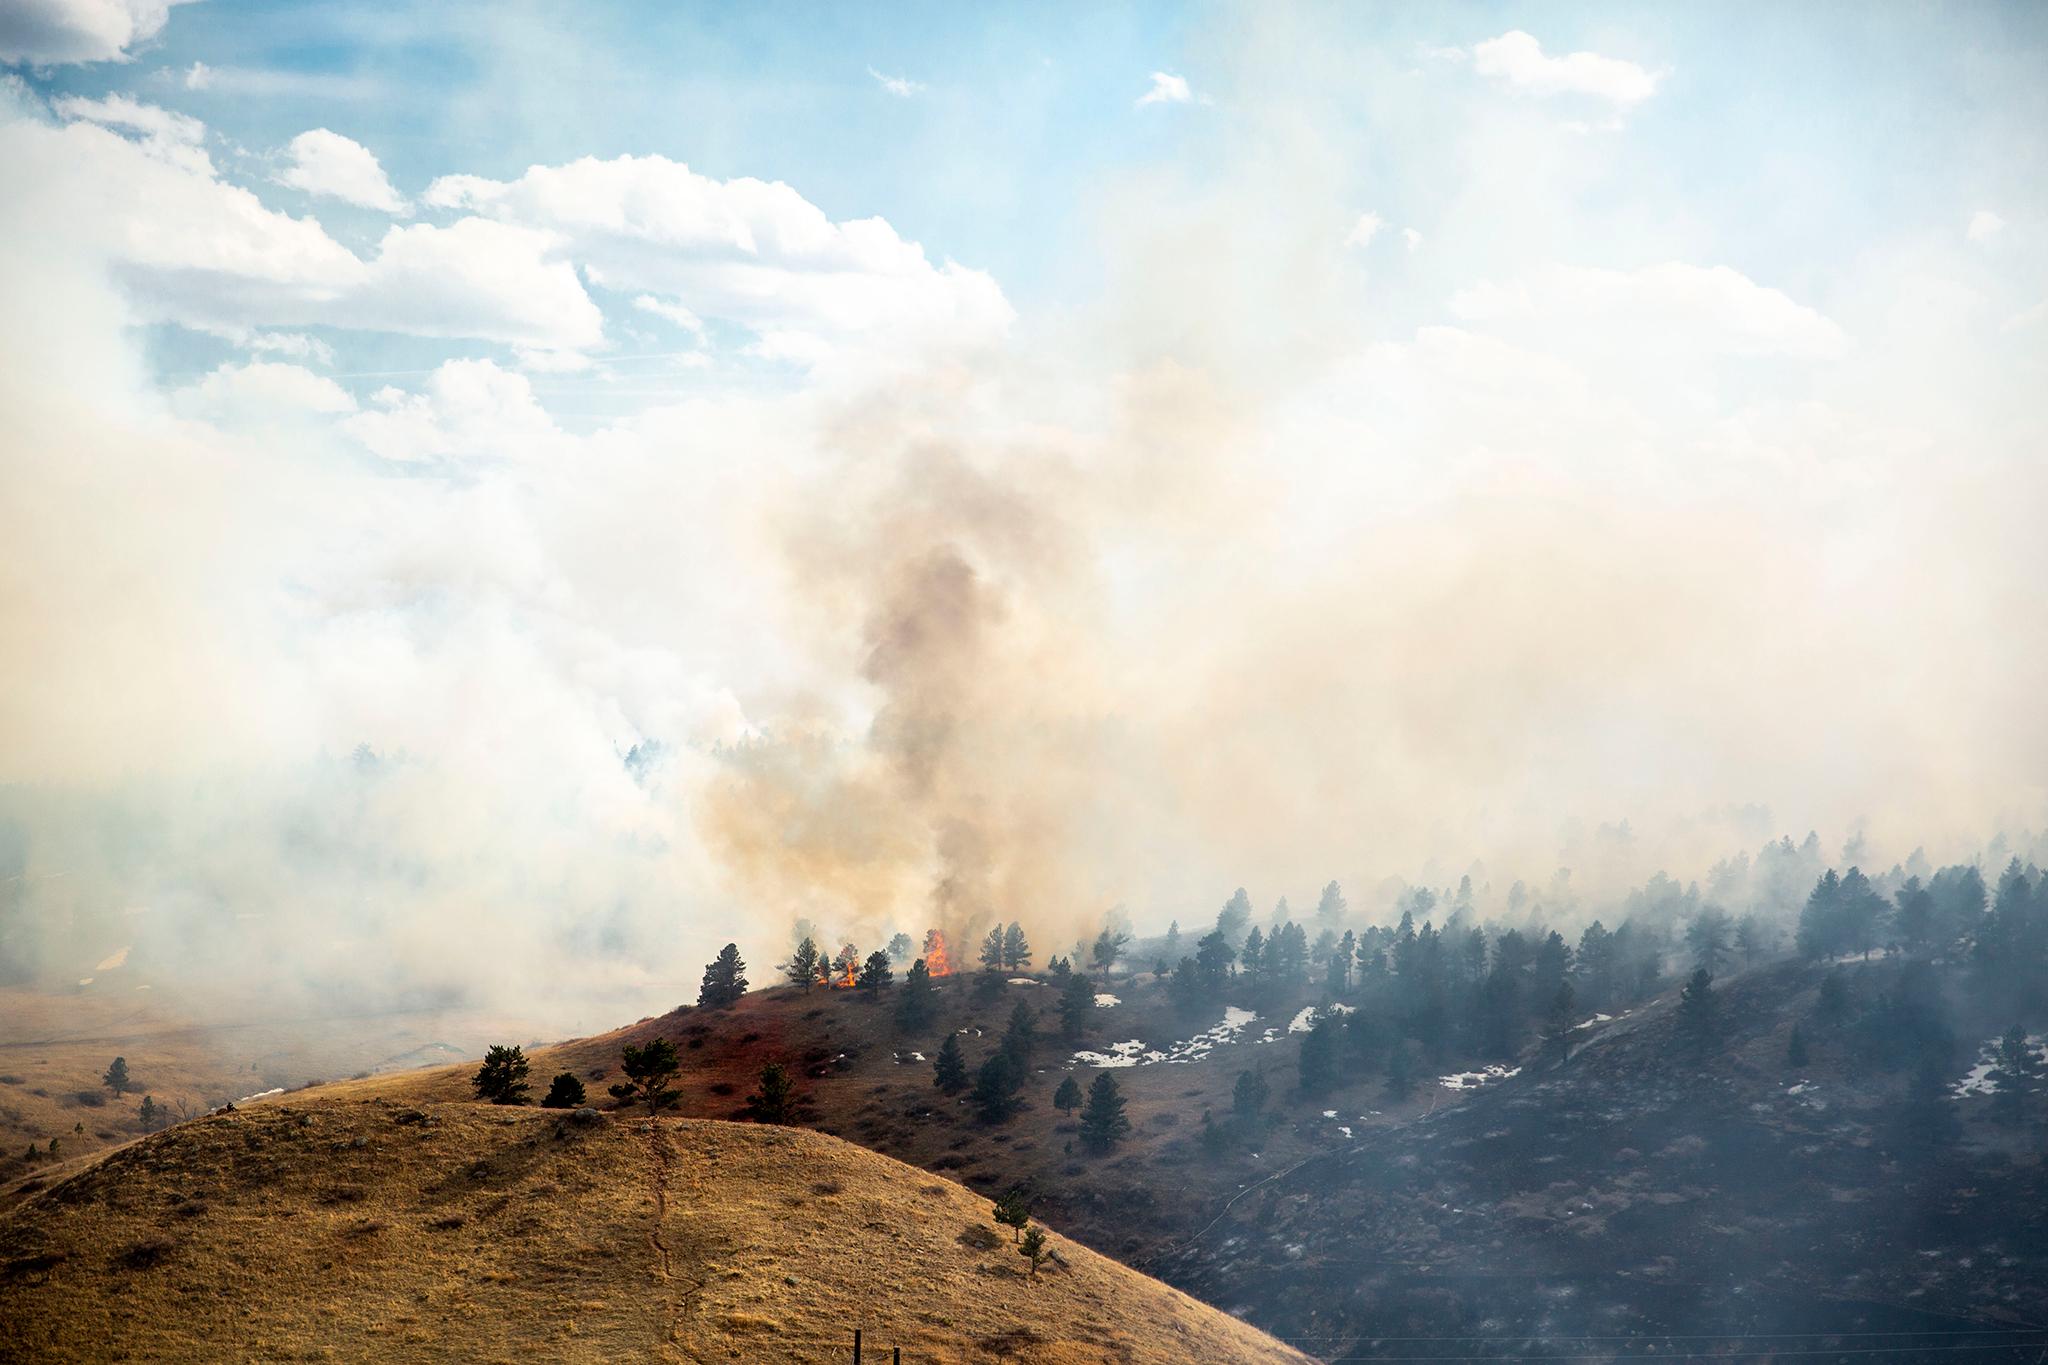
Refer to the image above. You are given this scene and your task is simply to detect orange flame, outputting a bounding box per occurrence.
[923,929,951,978]
[833,945,859,989]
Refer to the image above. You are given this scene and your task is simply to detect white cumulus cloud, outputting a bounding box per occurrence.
[424,153,1010,367]
[1450,262,1844,360]
[0,0,194,65]
[1471,30,1661,109]
[1345,212,1383,249]
[276,128,408,214]
[1136,71,1194,106]
[867,66,924,98]
[1967,210,2005,242]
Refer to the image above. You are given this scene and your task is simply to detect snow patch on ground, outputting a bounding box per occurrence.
[1438,1064,1521,1090]
[1094,994,1121,1008]
[1571,1013,1615,1031]
[1955,1033,2047,1096]
[1288,1003,1356,1034]
[893,1051,926,1064]
[1338,1125,1353,1138]
[1008,978,1039,986]
[1322,1109,1337,1118]
[1069,1006,1259,1070]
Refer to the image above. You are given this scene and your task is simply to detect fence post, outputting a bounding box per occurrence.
[852,1327,861,1363]
[893,1349,901,1364]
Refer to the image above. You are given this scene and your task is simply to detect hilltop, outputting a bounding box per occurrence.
[0,1095,1312,1364]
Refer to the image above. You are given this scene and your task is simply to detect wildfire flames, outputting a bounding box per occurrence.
[923,929,951,977]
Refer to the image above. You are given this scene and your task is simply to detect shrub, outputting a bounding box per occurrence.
[540,1073,587,1109]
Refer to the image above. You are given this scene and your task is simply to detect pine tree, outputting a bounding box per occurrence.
[896,958,936,1030]
[1676,968,1720,1059]
[138,1095,158,1132]
[1078,1073,1130,1152]
[1384,1044,1415,1101]
[609,1038,681,1116]
[784,937,823,990]
[1232,1067,1268,1121]
[472,1044,532,1105]
[102,1056,130,1097]
[744,1062,796,1124]
[1058,971,1095,1038]
[858,949,893,993]
[1169,956,1206,1015]
[1018,1224,1050,1278]
[1216,888,1253,944]
[979,926,1006,971]
[1001,1001,1037,1065]
[1298,1012,1340,1094]
[698,943,748,1008]
[932,1034,970,1094]
[541,1072,587,1109]
[1002,922,1032,971]
[1734,913,1767,968]
[1315,880,1347,928]
[1053,1076,1083,1115]
[1686,910,1733,974]
[1541,979,1578,1068]
[972,1054,1020,1122]
[1090,928,1129,972]
[1988,1024,2041,1127]
[1817,968,1850,1022]
[886,932,914,963]
[992,1187,1033,1241]
[1164,920,1181,959]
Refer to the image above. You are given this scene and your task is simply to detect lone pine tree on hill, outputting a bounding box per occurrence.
[992,1187,1033,1241]
[102,1057,130,1097]
[610,1038,681,1116]
[472,1044,532,1105]
[1053,1075,1083,1115]
[1019,1224,1051,1279]
[858,949,893,993]
[699,943,748,1007]
[932,1034,970,1094]
[1079,1072,1131,1153]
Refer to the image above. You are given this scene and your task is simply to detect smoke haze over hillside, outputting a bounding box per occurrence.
[1,7,2045,1027]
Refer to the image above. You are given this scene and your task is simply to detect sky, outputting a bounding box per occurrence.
[1,1,2044,1021]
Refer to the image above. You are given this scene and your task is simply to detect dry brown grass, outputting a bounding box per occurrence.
[0,1096,1313,1364]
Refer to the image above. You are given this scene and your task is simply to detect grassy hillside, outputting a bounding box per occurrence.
[321,968,1436,1265]
[0,1095,1313,1364]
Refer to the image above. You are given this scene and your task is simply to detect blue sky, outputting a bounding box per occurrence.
[2,1,2044,1009]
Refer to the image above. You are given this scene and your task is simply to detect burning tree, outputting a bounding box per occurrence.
[832,944,861,989]
[922,929,952,977]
